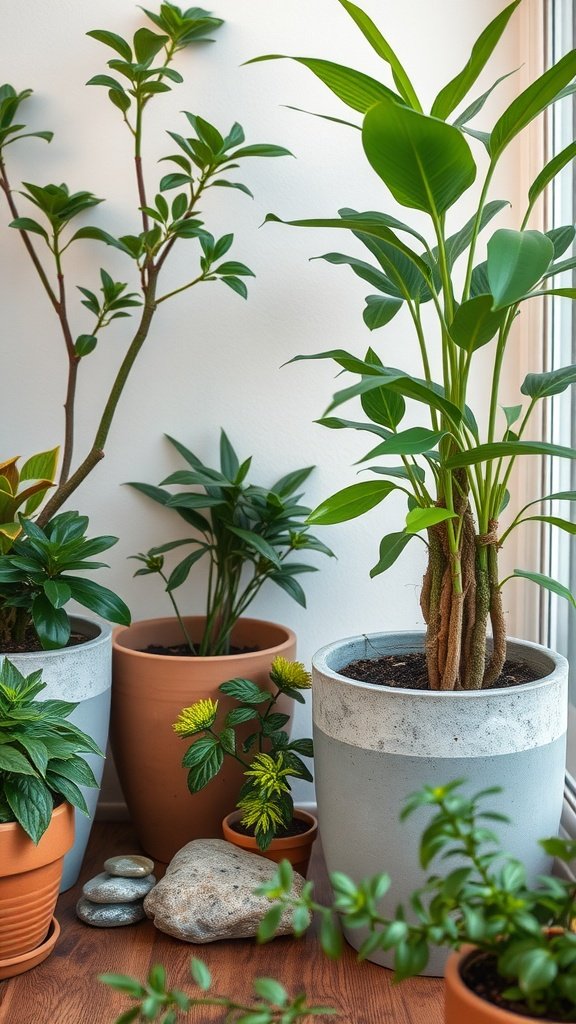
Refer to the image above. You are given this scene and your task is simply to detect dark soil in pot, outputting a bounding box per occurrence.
[1,630,91,654]
[228,817,312,840]
[343,652,539,690]
[460,948,569,1021]
[141,642,260,657]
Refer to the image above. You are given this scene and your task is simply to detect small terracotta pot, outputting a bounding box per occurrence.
[222,809,318,877]
[445,944,559,1023]
[0,802,74,966]
[111,616,296,864]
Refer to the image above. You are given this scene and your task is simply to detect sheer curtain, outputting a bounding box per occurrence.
[547,0,576,794]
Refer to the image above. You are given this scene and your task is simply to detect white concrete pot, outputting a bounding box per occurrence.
[312,631,568,976]
[2,617,112,891]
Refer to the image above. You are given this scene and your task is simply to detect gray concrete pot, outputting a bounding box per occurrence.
[312,631,568,976]
[2,617,112,891]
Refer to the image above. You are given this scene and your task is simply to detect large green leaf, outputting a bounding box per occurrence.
[363,295,403,330]
[370,532,414,578]
[316,252,402,297]
[31,595,70,650]
[444,200,509,269]
[359,427,446,460]
[307,481,396,525]
[522,515,576,536]
[4,776,54,844]
[521,365,576,399]
[431,1,521,120]
[487,229,553,309]
[508,570,576,610]
[326,371,463,427]
[450,295,506,352]
[0,744,37,775]
[360,380,405,429]
[405,507,457,533]
[246,55,403,112]
[362,98,476,216]
[265,214,432,281]
[490,50,576,159]
[447,440,576,469]
[527,142,576,213]
[335,0,421,109]
[63,577,131,625]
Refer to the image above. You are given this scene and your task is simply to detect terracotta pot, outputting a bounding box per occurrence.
[222,809,318,877]
[111,616,296,864]
[0,802,74,967]
[445,945,561,1023]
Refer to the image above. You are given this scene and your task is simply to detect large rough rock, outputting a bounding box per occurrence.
[144,839,308,942]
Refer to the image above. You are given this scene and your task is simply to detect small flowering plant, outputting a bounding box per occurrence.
[173,656,314,850]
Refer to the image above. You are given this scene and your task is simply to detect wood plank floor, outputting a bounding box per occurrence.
[0,823,444,1024]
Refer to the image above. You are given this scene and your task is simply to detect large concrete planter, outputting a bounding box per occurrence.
[312,630,568,976]
[111,616,296,864]
[2,617,112,891]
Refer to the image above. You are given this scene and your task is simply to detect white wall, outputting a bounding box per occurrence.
[1,0,544,804]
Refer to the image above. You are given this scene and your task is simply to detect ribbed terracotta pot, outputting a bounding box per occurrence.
[0,802,74,967]
[3,616,112,891]
[222,809,318,877]
[111,616,296,864]
[312,631,568,975]
[444,945,562,1023]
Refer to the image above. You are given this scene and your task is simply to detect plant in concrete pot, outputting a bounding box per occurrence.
[250,0,576,966]
[113,432,331,863]
[0,2,289,884]
[174,655,317,875]
[259,780,576,1023]
[0,658,103,980]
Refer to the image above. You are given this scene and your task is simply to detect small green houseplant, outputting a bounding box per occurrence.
[0,658,103,972]
[130,430,333,656]
[0,658,103,842]
[102,958,334,1024]
[174,656,314,851]
[252,0,576,691]
[0,3,289,652]
[258,780,576,1022]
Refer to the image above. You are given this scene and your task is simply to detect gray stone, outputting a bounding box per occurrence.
[83,871,156,904]
[143,838,309,943]
[76,896,146,927]
[104,854,155,878]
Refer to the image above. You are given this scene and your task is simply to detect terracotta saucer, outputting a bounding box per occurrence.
[0,917,60,980]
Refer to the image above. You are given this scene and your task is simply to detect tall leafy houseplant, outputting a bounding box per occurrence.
[0,3,289,650]
[252,0,576,691]
[130,430,333,656]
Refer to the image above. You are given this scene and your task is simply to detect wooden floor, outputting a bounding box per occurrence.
[0,823,444,1024]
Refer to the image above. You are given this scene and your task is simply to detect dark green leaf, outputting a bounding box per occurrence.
[246,55,404,113]
[490,50,576,159]
[431,2,521,119]
[509,569,576,609]
[450,295,505,351]
[370,532,414,577]
[487,229,553,309]
[363,98,476,216]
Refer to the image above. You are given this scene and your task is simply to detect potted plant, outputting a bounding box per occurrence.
[0,658,103,980]
[259,779,576,1023]
[0,2,290,884]
[112,431,331,863]
[249,0,576,963]
[173,655,318,875]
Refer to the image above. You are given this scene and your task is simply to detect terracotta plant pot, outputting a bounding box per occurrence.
[444,944,561,1023]
[0,802,74,973]
[222,809,318,877]
[111,616,296,864]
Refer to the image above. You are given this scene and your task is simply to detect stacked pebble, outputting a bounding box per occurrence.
[76,855,156,927]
